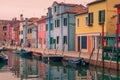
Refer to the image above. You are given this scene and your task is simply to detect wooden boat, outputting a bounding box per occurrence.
[63,57,89,67]
[20,49,33,57]
[0,53,8,64]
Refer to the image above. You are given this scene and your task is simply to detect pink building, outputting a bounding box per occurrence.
[7,23,12,45]
[37,16,47,48]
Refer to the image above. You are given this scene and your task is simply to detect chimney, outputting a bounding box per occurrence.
[20,14,24,21]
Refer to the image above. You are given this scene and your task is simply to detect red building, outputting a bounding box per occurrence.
[0,20,11,46]
[37,16,47,48]
[115,4,120,33]
[11,18,20,45]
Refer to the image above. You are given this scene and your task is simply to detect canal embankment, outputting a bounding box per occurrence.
[5,46,120,70]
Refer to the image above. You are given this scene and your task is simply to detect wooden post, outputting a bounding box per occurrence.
[102,23,104,68]
[116,23,119,70]
[102,23,104,47]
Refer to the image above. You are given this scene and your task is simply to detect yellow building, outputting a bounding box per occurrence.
[75,0,119,53]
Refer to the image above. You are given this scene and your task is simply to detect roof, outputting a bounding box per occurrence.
[114,4,120,8]
[63,4,87,14]
[87,0,106,6]
[28,18,39,26]
[52,1,78,7]
[37,16,48,23]
[28,17,39,22]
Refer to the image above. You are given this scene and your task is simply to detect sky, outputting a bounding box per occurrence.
[0,0,94,20]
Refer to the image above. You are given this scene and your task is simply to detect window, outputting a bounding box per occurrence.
[46,24,48,31]
[3,26,7,31]
[30,28,32,33]
[118,13,120,24]
[21,31,23,34]
[50,23,53,30]
[4,32,6,36]
[88,12,93,26]
[44,38,46,44]
[77,18,79,27]
[57,19,60,27]
[81,36,87,49]
[64,18,67,26]
[55,20,57,27]
[54,6,56,12]
[63,36,67,44]
[99,10,105,24]
[19,31,20,34]
[85,17,88,26]
[28,29,29,33]
[50,37,53,44]
[57,36,59,44]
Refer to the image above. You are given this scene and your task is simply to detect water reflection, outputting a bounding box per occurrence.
[0,51,120,80]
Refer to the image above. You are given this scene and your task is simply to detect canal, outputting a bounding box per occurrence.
[0,51,120,80]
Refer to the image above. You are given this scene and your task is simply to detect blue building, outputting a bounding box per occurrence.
[23,18,28,47]
[46,7,53,49]
[51,1,85,51]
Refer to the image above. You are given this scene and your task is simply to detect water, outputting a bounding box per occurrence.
[0,51,120,80]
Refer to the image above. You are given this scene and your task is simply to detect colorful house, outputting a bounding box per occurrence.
[7,22,12,45]
[23,18,28,47]
[0,20,11,45]
[19,14,24,46]
[11,18,20,45]
[115,4,120,34]
[52,1,85,51]
[28,18,39,48]
[75,0,119,53]
[37,16,47,48]
[46,7,53,49]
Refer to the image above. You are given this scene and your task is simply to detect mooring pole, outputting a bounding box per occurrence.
[116,23,119,70]
[102,23,104,68]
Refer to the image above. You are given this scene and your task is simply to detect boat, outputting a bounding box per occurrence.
[0,52,8,64]
[13,49,21,54]
[20,49,33,57]
[0,47,7,52]
[63,57,89,67]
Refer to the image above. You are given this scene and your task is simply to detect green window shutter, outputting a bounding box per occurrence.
[99,11,101,23]
[88,13,90,25]
[99,10,105,24]
[50,23,53,30]
[101,10,105,23]
[55,20,56,27]
[91,13,93,24]
[50,37,53,44]
[46,24,48,31]
[88,13,93,26]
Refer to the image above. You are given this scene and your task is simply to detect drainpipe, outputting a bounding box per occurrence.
[67,13,69,51]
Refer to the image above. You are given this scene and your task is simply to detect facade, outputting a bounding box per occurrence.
[7,22,12,45]
[19,14,24,46]
[37,16,47,49]
[75,0,119,53]
[52,1,85,51]
[11,18,20,46]
[23,18,28,47]
[46,7,53,49]
[115,4,120,34]
[0,20,11,46]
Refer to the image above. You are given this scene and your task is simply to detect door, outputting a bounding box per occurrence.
[78,36,80,52]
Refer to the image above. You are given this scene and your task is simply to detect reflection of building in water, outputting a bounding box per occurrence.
[38,61,47,80]
[8,54,20,77]
[21,58,38,79]
[45,63,75,80]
